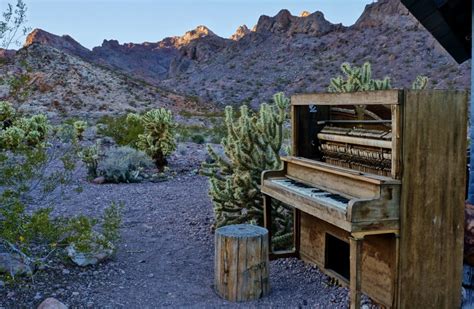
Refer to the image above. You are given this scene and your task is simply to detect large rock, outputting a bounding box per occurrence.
[66,232,114,267]
[37,297,68,309]
[0,252,33,276]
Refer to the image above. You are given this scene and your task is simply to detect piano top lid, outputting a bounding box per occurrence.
[291,90,402,106]
[282,156,401,185]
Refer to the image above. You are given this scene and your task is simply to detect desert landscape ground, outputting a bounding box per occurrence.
[0,0,471,308]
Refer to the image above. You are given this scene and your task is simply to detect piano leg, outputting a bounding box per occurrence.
[350,235,364,309]
[263,194,273,252]
[293,208,301,258]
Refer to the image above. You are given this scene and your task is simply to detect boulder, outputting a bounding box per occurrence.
[92,176,105,184]
[66,232,114,267]
[37,297,68,309]
[0,252,33,277]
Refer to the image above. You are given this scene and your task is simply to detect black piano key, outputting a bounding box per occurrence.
[326,194,350,204]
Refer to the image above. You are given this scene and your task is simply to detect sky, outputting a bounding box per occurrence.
[4,0,375,49]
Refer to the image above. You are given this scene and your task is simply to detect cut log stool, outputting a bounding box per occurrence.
[214,224,270,301]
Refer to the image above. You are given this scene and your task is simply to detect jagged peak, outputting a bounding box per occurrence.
[255,8,336,35]
[185,25,215,37]
[300,11,311,17]
[24,28,90,57]
[354,0,413,28]
[275,9,293,19]
[230,25,251,41]
[101,39,120,48]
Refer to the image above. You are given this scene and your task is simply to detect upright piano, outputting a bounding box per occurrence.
[261,90,467,308]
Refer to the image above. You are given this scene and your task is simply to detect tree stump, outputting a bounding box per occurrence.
[214,224,270,302]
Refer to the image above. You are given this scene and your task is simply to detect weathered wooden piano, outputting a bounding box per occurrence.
[261,90,467,308]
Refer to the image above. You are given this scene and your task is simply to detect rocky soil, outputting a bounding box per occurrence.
[0,144,377,308]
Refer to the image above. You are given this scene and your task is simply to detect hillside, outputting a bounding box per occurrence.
[0,43,212,120]
[6,0,472,109]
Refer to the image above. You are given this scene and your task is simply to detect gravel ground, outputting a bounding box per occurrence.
[0,144,376,308]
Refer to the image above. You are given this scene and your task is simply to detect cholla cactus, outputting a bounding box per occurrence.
[202,93,293,244]
[0,110,50,150]
[0,101,15,127]
[73,120,87,141]
[412,75,429,90]
[329,62,429,120]
[80,143,100,179]
[132,108,177,170]
[328,62,391,93]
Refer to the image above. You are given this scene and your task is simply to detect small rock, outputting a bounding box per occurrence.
[34,292,43,300]
[91,176,105,184]
[37,297,68,309]
[148,273,154,278]
[62,269,70,275]
[66,232,114,267]
[72,292,79,296]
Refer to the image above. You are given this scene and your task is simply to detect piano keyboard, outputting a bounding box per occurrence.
[270,178,351,210]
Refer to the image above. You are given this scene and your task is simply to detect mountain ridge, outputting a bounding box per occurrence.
[3,0,470,111]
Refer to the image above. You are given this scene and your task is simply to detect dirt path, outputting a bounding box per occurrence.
[1,174,372,308]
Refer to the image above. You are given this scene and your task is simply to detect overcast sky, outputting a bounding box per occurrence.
[8,0,375,49]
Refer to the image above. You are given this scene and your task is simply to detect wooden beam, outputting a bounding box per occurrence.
[350,236,364,309]
[291,90,401,106]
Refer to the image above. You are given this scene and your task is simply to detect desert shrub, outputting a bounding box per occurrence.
[176,121,226,145]
[191,134,205,144]
[202,92,293,246]
[131,108,177,170]
[97,114,144,147]
[98,146,153,183]
[0,102,123,278]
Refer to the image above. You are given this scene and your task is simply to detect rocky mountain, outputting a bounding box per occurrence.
[11,0,472,108]
[0,43,211,121]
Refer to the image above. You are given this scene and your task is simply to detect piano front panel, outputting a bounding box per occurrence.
[285,160,381,199]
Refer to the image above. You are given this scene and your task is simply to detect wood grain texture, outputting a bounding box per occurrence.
[299,213,397,307]
[291,90,401,106]
[398,90,467,308]
[350,236,363,309]
[214,224,270,302]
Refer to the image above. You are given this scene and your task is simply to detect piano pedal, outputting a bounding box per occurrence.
[324,276,342,287]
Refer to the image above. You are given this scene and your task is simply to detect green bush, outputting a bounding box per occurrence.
[0,102,123,278]
[191,134,205,144]
[98,146,153,183]
[97,114,144,147]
